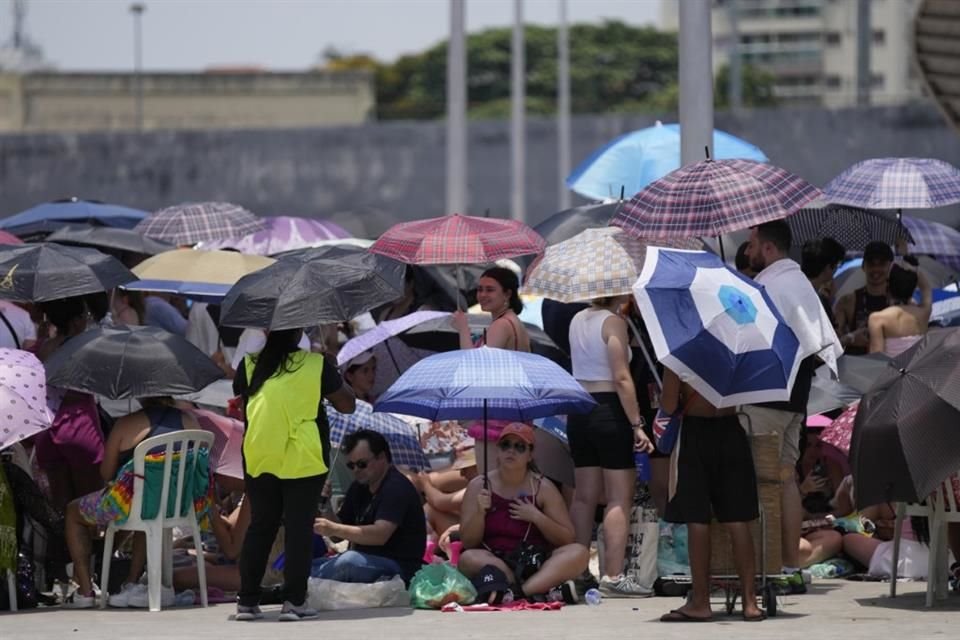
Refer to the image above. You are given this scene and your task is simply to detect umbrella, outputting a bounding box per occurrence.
[336,310,451,368]
[521,227,699,303]
[200,216,352,256]
[632,247,802,407]
[610,158,821,240]
[787,206,912,250]
[0,198,147,240]
[566,121,768,202]
[902,216,960,257]
[135,201,264,246]
[0,348,54,451]
[833,255,959,300]
[532,202,621,247]
[326,400,429,470]
[47,224,174,256]
[807,374,861,416]
[850,328,960,506]
[43,325,224,400]
[125,249,275,301]
[369,214,545,265]
[0,243,136,303]
[830,352,894,394]
[0,231,23,245]
[219,245,405,330]
[184,406,244,480]
[820,401,859,457]
[823,157,960,210]
[397,313,570,369]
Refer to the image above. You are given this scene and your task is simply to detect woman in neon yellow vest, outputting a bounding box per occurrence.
[234,328,355,622]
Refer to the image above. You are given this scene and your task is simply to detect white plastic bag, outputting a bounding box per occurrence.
[868,540,929,580]
[306,575,410,611]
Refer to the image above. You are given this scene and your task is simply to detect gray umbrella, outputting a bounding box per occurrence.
[47,224,173,256]
[832,353,895,394]
[0,243,136,302]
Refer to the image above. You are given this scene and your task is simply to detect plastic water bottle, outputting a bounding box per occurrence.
[174,589,195,607]
[584,588,602,606]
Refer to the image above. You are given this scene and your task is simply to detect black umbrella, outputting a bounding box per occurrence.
[0,243,137,302]
[808,373,861,416]
[46,224,173,256]
[834,353,894,394]
[788,206,913,251]
[850,328,960,507]
[533,202,621,246]
[220,245,405,330]
[397,313,570,370]
[44,325,224,400]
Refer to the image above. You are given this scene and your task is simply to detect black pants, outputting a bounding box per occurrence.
[238,473,325,607]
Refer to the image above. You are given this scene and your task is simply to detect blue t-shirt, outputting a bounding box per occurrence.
[144,296,188,336]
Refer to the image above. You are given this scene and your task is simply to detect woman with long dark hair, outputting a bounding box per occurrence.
[234,328,355,622]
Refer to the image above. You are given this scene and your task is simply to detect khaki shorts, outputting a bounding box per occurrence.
[738,406,803,467]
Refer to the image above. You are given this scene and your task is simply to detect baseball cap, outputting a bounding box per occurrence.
[344,351,375,370]
[497,422,535,446]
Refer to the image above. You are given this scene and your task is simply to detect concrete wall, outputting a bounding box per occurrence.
[0,101,958,237]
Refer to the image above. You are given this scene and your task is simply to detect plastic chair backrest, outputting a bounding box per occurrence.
[127,429,214,527]
[931,471,960,515]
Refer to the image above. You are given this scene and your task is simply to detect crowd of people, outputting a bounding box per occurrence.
[2,222,959,624]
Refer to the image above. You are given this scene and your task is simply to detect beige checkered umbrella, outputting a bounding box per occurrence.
[521,227,699,303]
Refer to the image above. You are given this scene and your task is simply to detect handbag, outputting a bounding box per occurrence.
[651,393,697,455]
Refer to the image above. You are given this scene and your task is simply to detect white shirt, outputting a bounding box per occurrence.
[0,300,37,349]
[231,328,311,370]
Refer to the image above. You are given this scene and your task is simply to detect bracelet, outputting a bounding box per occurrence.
[631,418,645,428]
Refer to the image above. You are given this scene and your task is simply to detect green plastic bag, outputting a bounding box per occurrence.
[409,563,477,609]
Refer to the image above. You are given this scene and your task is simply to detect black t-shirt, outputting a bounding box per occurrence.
[337,466,426,582]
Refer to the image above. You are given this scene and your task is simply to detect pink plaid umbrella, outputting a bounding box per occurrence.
[820,401,859,456]
[0,349,53,450]
[201,216,351,256]
[369,214,545,265]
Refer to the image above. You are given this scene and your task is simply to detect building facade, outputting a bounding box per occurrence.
[0,70,375,133]
[662,0,924,107]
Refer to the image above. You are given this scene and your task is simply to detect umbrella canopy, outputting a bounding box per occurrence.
[833,255,959,299]
[823,157,960,210]
[126,249,275,300]
[374,346,595,422]
[902,216,960,257]
[46,224,174,256]
[184,406,244,480]
[219,245,405,330]
[0,231,23,245]
[0,243,136,303]
[201,216,352,256]
[0,198,147,239]
[850,328,960,506]
[807,373,861,416]
[787,207,912,251]
[135,201,264,246]
[610,158,821,239]
[337,310,451,367]
[820,401,859,457]
[0,348,54,451]
[831,353,895,394]
[566,122,768,202]
[533,202,621,247]
[633,247,802,407]
[43,325,224,400]
[326,400,429,470]
[369,214,545,265]
[521,227,700,303]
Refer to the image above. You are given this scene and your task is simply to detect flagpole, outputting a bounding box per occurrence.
[511,0,526,223]
[557,0,571,210]
[678,0,714,166]
[446,0,468,215]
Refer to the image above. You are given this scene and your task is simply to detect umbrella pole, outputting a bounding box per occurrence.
[717,235,726,263]
[384,339,402,375]
[456,264,465,311]
[625,315,662,390]
[483,398,489,489]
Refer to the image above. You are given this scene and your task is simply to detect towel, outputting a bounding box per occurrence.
[755,258,843,375]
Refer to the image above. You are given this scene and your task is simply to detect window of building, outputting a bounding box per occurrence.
[872,73,885,88]
[825,75,842,89]
[873,30,885,45]
[825,32,842,45]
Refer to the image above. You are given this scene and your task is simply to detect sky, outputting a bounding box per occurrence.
[7,0,663,71]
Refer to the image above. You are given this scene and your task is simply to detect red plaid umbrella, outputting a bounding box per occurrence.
[610,159,821,239]
[820,401,858,456]
[369,214,545,264]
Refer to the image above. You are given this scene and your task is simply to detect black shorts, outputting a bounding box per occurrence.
[567,392,635,470]
[665,414,759,525]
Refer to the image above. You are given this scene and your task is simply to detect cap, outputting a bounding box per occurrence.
[497,422,535,446]
[344,351,375,370]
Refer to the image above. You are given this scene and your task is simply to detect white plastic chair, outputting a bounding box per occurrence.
[99,430,213,611]
[890,471,960,606]
[4,569,14,612]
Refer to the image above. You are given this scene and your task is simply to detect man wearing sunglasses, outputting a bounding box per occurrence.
[313,429,426,585]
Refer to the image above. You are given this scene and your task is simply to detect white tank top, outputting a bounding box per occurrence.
[569,307,632,382]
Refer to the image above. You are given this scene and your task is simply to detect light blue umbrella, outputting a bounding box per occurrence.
[0,198,147,239]
[326,399,429,470]
[566,121,768,201]
[633,248,801,408]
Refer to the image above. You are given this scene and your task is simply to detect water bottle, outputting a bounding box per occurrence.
[584,588,602,606]
[174,589,195,607]
[634,451,651,483]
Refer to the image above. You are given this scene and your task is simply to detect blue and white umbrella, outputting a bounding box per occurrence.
[326,399,429,470]
[632,248,801,407]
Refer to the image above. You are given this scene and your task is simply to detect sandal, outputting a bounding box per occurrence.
[660,608,713,623]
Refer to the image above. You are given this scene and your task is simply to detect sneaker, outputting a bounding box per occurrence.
[773,571,807,595]
[598,574,653,598]
[128,585,176,608]
[554,580,579,605]
[108,582,147,608]
[235,604,264,621]
[573,569,599,597]
[64,591,96,609]
[278,601,319,622]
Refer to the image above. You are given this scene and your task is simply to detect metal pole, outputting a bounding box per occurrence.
[130,3,146,131]
[446,0,468,214]
[856,0,871,107]
[511,0,526,222]
[727,0,742,113]
[678,0,714,166]
[557,0,571,210]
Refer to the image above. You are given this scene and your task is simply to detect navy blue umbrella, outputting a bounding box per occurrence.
[0,198,147,240]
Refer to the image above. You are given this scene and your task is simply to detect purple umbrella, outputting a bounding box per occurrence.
[902,216,960,257]
[202,216,351,256]
[337,310,451,368]
[0,349,53,451]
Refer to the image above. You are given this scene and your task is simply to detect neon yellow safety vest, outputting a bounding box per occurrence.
[242,350,328,479]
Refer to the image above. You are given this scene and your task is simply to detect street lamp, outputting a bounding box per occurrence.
[130,3,146,131]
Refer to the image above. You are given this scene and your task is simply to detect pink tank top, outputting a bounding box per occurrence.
[482,477,550,556]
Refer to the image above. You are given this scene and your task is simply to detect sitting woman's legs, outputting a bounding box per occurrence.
[842,532,881,568]
[174,563,240,592]
[520,543,590,596]
[458,549,515,583]
[799,529,843,568]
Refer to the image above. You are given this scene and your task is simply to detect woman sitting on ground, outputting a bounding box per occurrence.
[458,423,588,603]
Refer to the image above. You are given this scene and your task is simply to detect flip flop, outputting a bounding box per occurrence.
[743,612,767,622]
[660,609,713,623]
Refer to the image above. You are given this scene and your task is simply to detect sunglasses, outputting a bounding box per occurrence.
[498,440,529,454]
[346,458,372,471]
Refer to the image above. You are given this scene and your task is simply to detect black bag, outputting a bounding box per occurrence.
[506,539,548,582]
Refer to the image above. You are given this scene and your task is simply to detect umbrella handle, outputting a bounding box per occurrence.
[456,265,465,312]
[482,398,489,489]
[625,315,662,391]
